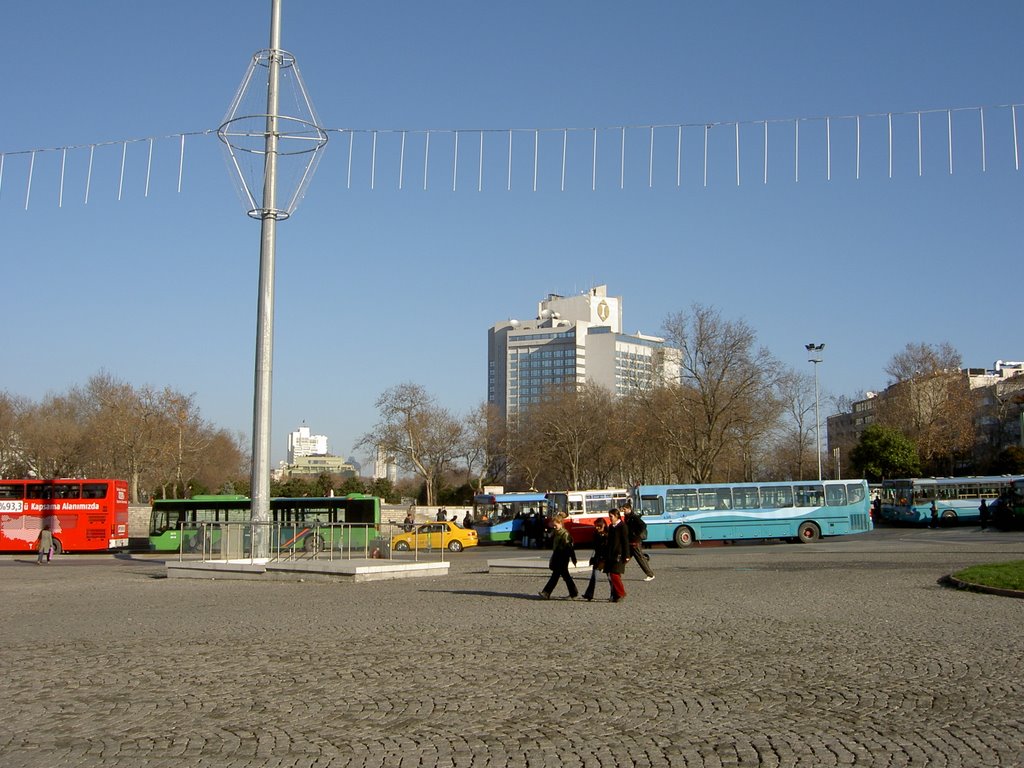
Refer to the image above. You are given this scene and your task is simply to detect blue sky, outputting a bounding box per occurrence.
[2,2,1021,466]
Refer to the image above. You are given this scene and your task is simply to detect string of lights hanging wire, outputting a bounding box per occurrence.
[1,101,1021,210]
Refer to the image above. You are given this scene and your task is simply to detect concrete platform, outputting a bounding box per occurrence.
[165,557,450,582]
[487,556,593,575]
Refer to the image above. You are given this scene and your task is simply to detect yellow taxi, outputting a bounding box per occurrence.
[392,520,479,552]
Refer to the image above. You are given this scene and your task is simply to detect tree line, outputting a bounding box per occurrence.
[361,304,826,504]
[845,342,1024,481]
[5,309,1017,507]
[0,373,246,503]
[363,308,1024,503]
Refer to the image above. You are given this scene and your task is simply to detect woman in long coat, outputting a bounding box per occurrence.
[36,524,54,565]
[603,508,629,602]
[538,515,579,599]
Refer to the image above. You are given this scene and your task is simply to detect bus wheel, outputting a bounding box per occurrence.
[186,535,203,553]
[447,540,464,553]
[303,534,324,553]
[395,541,410,552]
[52,539,64,556]
[673,526,694,548]
[797,522,821,543]
[941,510,957,525]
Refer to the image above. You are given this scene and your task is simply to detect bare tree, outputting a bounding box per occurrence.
[885,341,962,384]
[85,374,166,503]
[0,393,31,477]
[18,391,91,478]
[358,383,463,506]
[503,415,546,491]
[771,369,819,480]
[512,384,619,491]
[655,305,782,482]
[462,402,504,493]
[877,342,974,473]
[617,392,673,486]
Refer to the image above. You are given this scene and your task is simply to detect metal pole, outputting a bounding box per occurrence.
[250,0,283,559]
[813,361,822,481]
[806,343,825,482]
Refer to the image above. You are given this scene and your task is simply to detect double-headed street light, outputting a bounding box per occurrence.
[805,343,825,481]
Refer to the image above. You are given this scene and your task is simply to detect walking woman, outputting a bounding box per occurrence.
[582,517,609,601]
[36,524,54,565]
[539,514,579,599]
[604,508,630,602]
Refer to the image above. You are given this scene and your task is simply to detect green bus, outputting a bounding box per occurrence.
[148,494,381,553]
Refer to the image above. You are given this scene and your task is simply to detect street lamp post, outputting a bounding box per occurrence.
[805,343,825,481]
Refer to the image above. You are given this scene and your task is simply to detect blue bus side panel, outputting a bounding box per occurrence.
[475,519,522,544]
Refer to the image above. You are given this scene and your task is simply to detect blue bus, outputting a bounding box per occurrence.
[634,479,872,547]
[471,492,566,544]
[881,476,1023,525]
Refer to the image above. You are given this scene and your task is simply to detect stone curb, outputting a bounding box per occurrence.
[939,574,1024,599]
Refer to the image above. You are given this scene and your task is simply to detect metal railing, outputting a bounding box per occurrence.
[175,520,459,563]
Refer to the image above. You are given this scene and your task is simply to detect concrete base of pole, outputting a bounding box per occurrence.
[166,558,449,583]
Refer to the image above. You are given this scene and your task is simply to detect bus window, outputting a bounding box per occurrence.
[82,483,108,499]
[913,484,935,503]
[306,511,332,525]
[665,489,695,513]
[697,490,719,510]
[714,489,733,509]
[639,496,663,515]
[0,483,23,499]
[26,485,50,499]
[760,486,792,509]
[732,487,760,509]
[794,484,825,507]
[846,483,866,504]
[954,484,975,501]
[825,484,848,507]
[54,484,81,499]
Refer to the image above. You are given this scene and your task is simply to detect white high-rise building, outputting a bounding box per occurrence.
[488,285,679,420]
[287,424,329,464]
[373,447,398,483]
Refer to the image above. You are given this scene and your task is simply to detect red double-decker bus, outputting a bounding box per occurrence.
[0,479,130,554]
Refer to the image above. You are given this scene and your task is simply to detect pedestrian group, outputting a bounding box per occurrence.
[539,501,654,603]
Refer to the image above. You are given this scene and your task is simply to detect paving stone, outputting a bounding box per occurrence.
[1,529,1023,767]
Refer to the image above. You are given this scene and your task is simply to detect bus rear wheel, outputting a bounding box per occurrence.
[941,510,957,524]
[303,534,324,553]
[797,522,821,543]
[52,539,64,556]
[673,526,694,548]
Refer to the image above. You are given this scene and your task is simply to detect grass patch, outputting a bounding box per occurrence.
[954,561,1024,591]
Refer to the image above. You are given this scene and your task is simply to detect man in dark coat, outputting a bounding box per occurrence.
[623,499,654,581]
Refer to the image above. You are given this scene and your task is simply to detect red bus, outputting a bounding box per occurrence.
[0,479,130,554]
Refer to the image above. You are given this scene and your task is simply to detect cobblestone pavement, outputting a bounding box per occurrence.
[1,527,1023,767]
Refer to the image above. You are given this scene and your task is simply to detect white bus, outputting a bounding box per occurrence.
[563,488,630,545]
